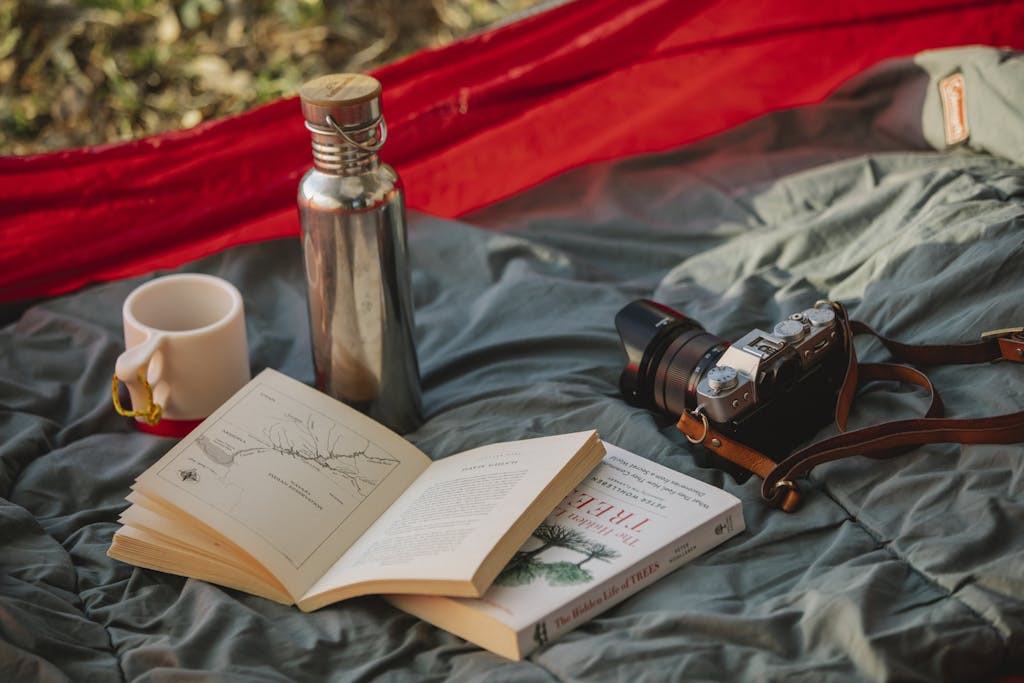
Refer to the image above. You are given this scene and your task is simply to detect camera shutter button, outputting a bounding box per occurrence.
[707,365,738,393]
[773,319,805,343]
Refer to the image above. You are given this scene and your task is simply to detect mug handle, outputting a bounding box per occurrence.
[112,334,165,426]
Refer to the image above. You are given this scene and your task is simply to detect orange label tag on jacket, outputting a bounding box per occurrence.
[938,73,969,146]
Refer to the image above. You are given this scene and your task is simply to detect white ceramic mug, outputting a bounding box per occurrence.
[113,273,250,436]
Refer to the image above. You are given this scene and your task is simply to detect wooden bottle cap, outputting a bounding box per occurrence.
[299,73,382,129]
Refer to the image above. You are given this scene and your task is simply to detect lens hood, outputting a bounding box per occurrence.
[615,299,702,407]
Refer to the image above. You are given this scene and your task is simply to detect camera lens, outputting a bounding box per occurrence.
[615,299,729,416]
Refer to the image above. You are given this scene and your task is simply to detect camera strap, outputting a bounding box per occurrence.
[676,301,1024,512]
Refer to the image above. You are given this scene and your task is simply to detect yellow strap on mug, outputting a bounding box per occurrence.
[111,370,163,426]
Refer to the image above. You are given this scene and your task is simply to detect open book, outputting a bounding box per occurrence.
[388,442,744,659]
[108,368,605,612]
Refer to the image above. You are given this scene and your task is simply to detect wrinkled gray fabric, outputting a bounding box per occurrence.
[2,47,1022,682]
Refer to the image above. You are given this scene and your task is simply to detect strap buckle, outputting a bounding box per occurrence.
[981,327,1024,363]
[765,478,802,513]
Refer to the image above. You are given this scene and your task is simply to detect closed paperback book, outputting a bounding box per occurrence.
[387,442,745,659]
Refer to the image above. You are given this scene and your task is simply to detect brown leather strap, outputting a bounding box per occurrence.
[676,303,1024,512]
[996,332,1024,362]
[761,410,1024,510]
[849,319,1019,365]
[677,410,803,511]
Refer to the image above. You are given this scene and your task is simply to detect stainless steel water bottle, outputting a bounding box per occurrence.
[297,73,422,433]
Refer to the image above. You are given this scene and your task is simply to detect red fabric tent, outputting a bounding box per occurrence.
[2,0,1022,302]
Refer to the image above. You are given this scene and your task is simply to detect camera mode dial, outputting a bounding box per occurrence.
[773,319,806,343]
[706,365,738,394]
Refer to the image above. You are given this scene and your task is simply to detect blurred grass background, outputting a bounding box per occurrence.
[0,0,547,155]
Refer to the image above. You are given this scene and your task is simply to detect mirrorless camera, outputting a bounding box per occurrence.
[615,299,846,478]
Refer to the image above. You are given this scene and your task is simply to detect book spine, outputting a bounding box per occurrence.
[515,502,743,657]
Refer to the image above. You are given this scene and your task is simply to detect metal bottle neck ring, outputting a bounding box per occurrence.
[308,114,388,153]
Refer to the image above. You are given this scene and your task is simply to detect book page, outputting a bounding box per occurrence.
[301,431,602,602]
[133,368,430,600]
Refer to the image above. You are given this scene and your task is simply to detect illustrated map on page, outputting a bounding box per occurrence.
[153,381,403,568]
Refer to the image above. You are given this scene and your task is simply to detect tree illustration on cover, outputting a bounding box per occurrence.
[495,523,620,587]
